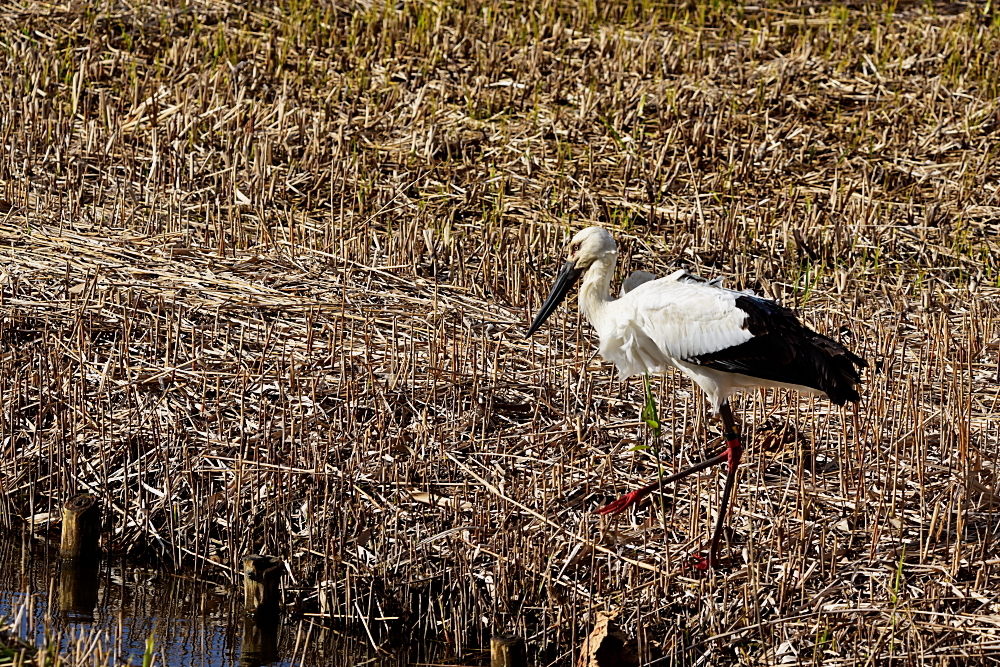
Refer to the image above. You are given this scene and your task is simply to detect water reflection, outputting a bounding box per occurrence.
[241,614,279,667]
[58,557,100,622]
[0,530,430,666]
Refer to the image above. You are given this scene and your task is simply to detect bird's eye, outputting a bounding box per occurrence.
[571,243,580,253]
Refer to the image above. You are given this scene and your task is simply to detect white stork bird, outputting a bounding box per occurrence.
[526,227,867,568]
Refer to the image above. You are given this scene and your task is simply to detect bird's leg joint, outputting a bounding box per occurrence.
[723,431,743,469]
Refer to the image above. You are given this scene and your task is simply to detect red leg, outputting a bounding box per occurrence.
[597,400,746,571]
[596,449,729,515]
[692,432,743,570]
[692,402,743,570]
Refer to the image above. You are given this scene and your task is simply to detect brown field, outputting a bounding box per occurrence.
[1,0,999,663]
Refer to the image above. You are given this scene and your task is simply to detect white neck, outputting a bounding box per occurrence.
[578,253,616,331]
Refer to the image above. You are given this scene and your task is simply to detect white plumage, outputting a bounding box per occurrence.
[610,278,835,407]
[599,280,753,373]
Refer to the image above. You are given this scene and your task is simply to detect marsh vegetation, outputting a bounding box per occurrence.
[1,0,999,663]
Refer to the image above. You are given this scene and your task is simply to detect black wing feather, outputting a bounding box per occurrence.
[690,295,868,405]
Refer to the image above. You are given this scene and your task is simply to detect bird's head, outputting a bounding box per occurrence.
[526,227,617,337]
[565,226,618,270]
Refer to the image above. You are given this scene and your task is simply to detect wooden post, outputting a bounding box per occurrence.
[60,493,101,559]
[243,555,283,617]
[491,634,527,667]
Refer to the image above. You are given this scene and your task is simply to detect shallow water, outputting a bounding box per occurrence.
[0,532,424,666]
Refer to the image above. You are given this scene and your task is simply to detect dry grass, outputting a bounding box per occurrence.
[1,0,999,664]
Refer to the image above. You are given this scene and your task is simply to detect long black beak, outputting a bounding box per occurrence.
[526,260,584,337]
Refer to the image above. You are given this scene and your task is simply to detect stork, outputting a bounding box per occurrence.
[526,227,867,568]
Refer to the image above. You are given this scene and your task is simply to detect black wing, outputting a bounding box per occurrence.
[689,295,868,405]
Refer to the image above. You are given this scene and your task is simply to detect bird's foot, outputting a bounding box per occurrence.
[691,553,714,571]
[595,487,652,515]
[684,552,721,572]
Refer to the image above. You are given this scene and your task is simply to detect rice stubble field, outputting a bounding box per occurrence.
[1,0,1000,664]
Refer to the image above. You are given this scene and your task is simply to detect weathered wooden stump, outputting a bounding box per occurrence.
[60,493,101,559]
[491,634,527,667]
[577,612,639,667]
[243,554,283,617]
